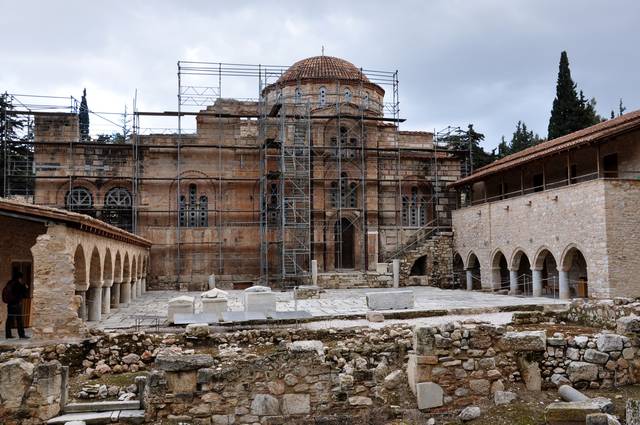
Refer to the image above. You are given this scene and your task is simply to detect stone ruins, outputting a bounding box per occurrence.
[0,55,639,424]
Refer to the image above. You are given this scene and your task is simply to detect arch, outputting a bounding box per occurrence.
[114,251,122,282]
[87,247,103,321]
[334,217,355,269]
[561,245,589,298]
[511,249,532,295]
[534,248,559,297]
[467,252,481,290]
[452,252,465,289]
[66,186,95,217]
[131,256,138,282]
[137,253,143,278]
[123,252,131,283]
[103,187,133,231]
[103,248,113,284]
[409,255,428,276]
[490,249,510,290]
[89,247,102,287]
[73,244,87,290]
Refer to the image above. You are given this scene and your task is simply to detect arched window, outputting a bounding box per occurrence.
[402,186,430,227]
[330,173,357,208]
[294,88,302,103]
[344,88,352,102]
[66,187,94,216]
[179,184,209,228]
[319,86,326,106]
[103,187,132,231]
[363,92,369,108]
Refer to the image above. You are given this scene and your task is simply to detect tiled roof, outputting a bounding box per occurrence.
[276,56,370,85]
[0,197,151,247]
[451,109,640,187]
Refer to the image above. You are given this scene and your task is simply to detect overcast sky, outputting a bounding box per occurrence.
[2,0,638,149]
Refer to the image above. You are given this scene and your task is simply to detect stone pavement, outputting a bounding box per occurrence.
[95,286,567,330]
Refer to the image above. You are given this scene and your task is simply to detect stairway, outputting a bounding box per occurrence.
[46,400,144,424]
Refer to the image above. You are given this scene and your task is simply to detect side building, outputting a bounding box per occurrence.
[450,110,640,299]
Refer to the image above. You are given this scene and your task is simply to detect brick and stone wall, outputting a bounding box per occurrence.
[408,321,640,411]
[451,179,640,297]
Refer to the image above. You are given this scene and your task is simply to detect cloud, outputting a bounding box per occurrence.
[1,0,638,147]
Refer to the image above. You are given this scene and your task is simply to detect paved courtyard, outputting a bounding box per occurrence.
[96,286,567,330]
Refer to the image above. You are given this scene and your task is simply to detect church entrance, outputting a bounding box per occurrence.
[335,218,355,269]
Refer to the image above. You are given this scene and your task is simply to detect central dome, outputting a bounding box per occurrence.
[276,55,370,85]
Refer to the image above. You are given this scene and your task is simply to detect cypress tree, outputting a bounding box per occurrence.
[79,88,90,141]
[548,51,603,139]
[547,51,583,139]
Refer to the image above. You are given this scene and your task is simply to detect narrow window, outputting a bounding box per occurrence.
[344,88,352,102]
[294,88,302,103]
[319,87,326,106]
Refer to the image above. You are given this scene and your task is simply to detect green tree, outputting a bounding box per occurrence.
[548,51,602,139]
[498,121,542,158]
[0,92,33,197]
[79,88,90,141]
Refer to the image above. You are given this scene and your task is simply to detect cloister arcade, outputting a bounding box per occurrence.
[0,198,150,338]
[456,244,589,299]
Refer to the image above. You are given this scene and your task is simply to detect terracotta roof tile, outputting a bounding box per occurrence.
[276,56,369,84]
[451,109,640,187]
[0,197,151,247]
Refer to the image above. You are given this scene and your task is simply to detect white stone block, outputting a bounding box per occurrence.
[207,274,216,289]
[416,382,443,410]
[244,291,277,315]
[376,262,389,274]
[202,297,228,320]
[366,290,414,310]
[167,295,195,323]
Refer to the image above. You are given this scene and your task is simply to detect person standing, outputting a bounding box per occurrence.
[3,271,29,339]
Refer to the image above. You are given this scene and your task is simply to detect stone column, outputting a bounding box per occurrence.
[509,270,518,295]
[532,269,543,297]
[131,280,137,300]
[559,270,570,300]
[76,290,88,321]
[102,285,111,315]
[137,278,143,297]
[111,281,121,309]
[120,278,131,306]
[87,285,102,321]
[142,277,146,293]
[311,260,318,286]
[392,259,400,288]
[466,269,473,291]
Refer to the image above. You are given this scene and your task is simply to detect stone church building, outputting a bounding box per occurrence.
[29,55,462,290]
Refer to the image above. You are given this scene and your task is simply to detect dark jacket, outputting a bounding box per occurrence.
[5,279,28,305]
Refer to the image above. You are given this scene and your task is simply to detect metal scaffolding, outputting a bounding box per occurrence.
[1,58,464,289]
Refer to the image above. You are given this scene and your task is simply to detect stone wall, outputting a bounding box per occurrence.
[316,271,394,289]
[452,179,612,296]
[400,233,454,288]
[5,316,640,423]
[407,320,640,411]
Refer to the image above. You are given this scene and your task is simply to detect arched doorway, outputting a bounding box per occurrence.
[468,252,481,290]
[334,218,355,269]
[534,249,559,297]
[410,255,428,276]
[73,245,87,321]
[491,251,510,290]
[562,247,588,298]
[452,253,464,289]
[512,250,532,295]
